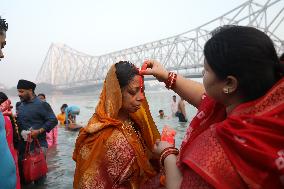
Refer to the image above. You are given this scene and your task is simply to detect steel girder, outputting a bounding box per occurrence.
[36,0,284,87]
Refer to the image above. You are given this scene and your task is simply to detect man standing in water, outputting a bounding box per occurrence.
[171,95,178,117]
[16,79,57,185]
[177,97,188,122]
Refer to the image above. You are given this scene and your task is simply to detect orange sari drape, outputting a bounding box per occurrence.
[179,78,284,189]
[73,65,161,189]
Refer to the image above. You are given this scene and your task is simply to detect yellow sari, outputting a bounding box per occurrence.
[73,65,161,189]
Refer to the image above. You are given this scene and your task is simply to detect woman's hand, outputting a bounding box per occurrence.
[140,60,169,82]
[153,139,173,156]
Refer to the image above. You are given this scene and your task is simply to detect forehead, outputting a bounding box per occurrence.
[18,89,29,92]
[127,75,142,87]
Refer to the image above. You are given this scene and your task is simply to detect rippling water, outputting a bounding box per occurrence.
[13,89,198,189]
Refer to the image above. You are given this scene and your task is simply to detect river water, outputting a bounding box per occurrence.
[12,86,199,189]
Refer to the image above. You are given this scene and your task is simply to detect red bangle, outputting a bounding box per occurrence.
[159,147,179,168]
[165,72,177,90]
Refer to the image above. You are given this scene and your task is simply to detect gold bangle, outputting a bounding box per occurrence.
[39,128,44,134]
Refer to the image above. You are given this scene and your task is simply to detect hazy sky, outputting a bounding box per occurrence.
[0,0,283,87]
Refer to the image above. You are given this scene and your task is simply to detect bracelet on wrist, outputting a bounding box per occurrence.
[164,72,177,90]
[39,128,45,134]
[159,147,179,169]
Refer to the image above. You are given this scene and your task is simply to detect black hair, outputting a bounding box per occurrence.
[280,53,284,61]
[0,16,8,33]
[0,91,8,104]
[115,61,139,88]
[173,95,176,98]
[204,25,284,101]
[61,104,68,109]
[38,93,46,99]
[159,110,164,113]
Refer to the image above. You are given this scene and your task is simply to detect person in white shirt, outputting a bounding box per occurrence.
[171,95,178,117]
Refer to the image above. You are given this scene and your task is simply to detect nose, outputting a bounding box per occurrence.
[137,91,145,101]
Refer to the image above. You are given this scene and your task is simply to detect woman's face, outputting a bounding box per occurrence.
[121,75,144,113]
[202,59,226,103]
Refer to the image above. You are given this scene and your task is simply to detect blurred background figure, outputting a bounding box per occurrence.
[38,93,46,102]
[177,97,187,122]
[158,109,169,119]
[170,95,178,117]
[57,104,68,125]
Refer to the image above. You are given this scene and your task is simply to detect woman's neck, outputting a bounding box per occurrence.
[225,95,245,114]
[117,109,130,122]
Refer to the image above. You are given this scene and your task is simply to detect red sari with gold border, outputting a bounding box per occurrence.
[178,78,284,189]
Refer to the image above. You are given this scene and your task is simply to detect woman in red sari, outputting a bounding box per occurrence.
[141,26,284,188]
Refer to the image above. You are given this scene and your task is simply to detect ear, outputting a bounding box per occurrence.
[223,75,238,94]
[28,89,33,95]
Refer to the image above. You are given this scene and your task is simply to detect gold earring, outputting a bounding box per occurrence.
[224,88,230,94]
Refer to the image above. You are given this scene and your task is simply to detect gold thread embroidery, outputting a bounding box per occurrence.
[79,145,91,160]
[105,130,135,182]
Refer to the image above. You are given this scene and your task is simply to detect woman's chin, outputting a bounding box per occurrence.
[130,107,140,113]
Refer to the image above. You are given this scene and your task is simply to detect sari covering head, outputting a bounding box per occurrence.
[73,64,160,188]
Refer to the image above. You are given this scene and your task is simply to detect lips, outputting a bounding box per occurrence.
[133,105,141,111]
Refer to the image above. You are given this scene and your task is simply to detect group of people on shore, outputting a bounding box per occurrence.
[1,15,284,189]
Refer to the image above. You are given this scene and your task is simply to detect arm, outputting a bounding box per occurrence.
[174,75,205,108]
[141,60,205,108]
[40,102,58,132]
[164,154,183,189]
[31,102,57,138]
[153,140,183,188]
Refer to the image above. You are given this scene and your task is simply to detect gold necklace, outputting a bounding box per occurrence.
[121,118,147,151]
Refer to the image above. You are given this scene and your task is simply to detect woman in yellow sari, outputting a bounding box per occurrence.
[73,61,161,189]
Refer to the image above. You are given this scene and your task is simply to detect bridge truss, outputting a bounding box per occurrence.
[36,0,284,87]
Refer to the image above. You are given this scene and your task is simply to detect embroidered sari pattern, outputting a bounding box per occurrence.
[73,64,161,189]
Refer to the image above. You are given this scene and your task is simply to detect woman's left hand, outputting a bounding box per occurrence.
[153,139,173,156]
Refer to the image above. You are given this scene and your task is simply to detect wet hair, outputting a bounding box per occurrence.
[0,17,8,33]
[38,93,46,99]
[61,104,68,109]
[0,92,8,104]
[115,61,139,88]
[204,25,284,101]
